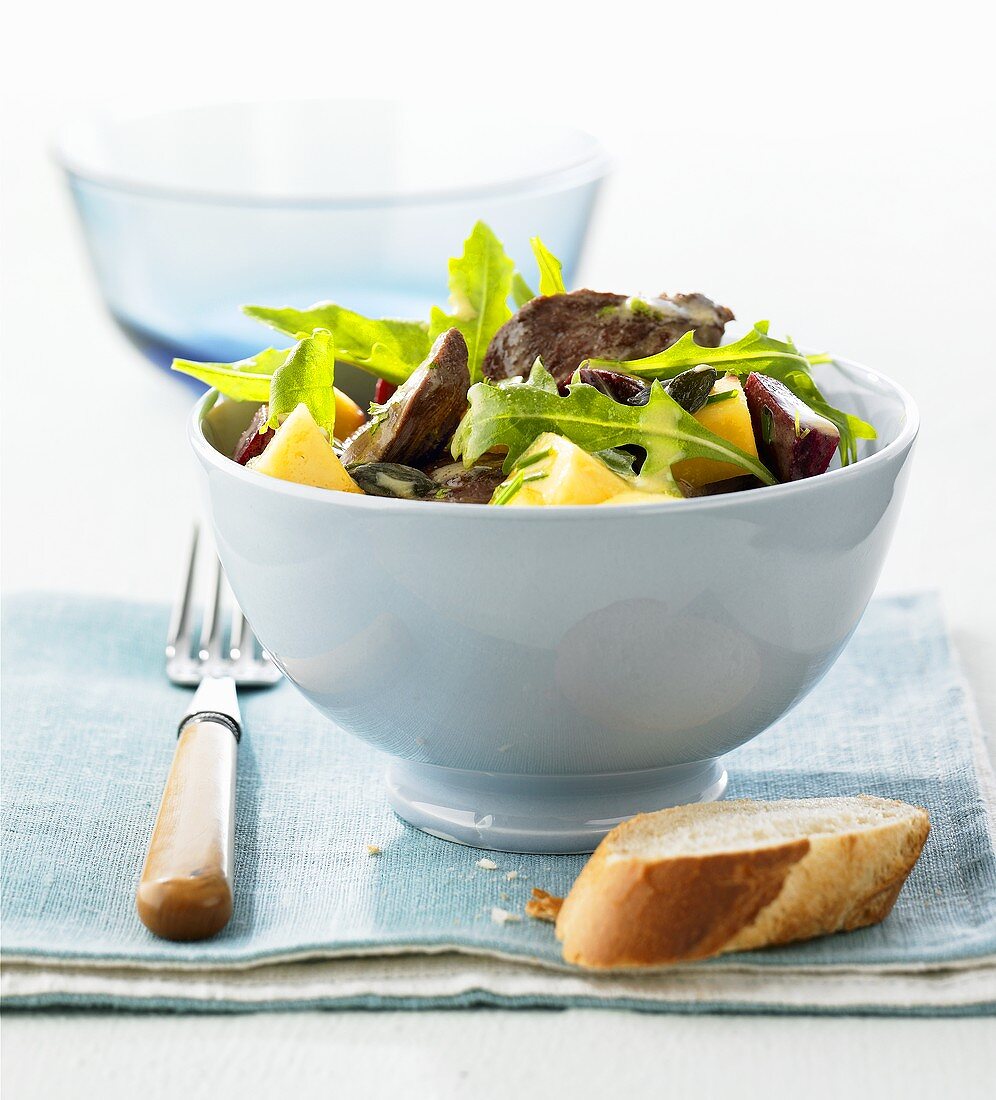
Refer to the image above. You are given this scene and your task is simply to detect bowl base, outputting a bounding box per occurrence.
[384,758,728,854]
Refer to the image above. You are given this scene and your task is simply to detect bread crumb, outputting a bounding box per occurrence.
[505,870,519,881]
[476,857,498,870]
[366,844,382,856]
[491,906,521,925]
[525,887,563,923]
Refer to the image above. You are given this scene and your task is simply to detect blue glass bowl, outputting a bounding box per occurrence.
[56,101,608,389]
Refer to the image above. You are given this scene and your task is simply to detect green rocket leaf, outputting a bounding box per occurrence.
[587,321,813,381]
[267,329,337,436]
[530,236,566,296]
[452,361,775,492]
[243,303,429,387]
[171,346,288,402]
[174,333,337,436]
[428,221,515,383]
[588,321,876,465]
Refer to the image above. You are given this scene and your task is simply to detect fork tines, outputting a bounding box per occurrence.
[166,525,281,688]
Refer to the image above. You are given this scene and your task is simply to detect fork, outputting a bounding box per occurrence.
[135,525,281,941]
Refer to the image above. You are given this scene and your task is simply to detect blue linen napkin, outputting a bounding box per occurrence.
[2,592,995,1013]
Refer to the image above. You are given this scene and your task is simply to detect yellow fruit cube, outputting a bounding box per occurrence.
[495,433,632,506]
[251,404,363,493]
[673,375,759,488]
[600,488,682,506]
[333,388,366,441]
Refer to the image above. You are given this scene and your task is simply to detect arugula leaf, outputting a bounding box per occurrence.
[175,334,338,436]
[588,321,876,466]
[244,303,429,386]
[511,271,535,309]
[588,321,812,381]
[595,447,639,477]
[530,236,566,296]
[238,225,559,388]
[267,330,337,436]
[452,361,775,492]
[171,347,288,401]
[428,221,514,384]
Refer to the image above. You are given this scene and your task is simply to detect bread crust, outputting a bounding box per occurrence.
[525,888,563,923]
[554,798,930,969]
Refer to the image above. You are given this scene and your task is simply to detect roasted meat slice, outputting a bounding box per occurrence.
[341,328,470,467]
[482,290,733,387]
[428,461,507,504]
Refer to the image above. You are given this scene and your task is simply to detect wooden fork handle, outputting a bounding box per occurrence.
[136,716,237,941]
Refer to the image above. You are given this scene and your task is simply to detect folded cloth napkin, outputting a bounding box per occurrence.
[2,592,995,1015]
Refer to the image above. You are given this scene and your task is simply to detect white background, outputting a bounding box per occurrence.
[2,0,994,1095]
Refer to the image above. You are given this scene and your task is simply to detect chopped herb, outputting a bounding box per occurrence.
[514,447,554,470]
[705,389,738,406]
[521,471,549,484]
[366,400,392,433]
[491,471,526,506]
[761,406,774,445]
[626,297,660,318]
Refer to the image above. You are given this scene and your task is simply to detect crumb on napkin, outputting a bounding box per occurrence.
[366,844,382,856]
[476,857,498,870]
[525,887,563,923]
[491,907,521,925]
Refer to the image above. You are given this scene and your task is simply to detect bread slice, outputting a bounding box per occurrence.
[552,796,929,969]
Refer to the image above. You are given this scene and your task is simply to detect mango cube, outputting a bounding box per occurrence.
[496,433,633,505]
[333,388,366,441]
[251,404,363,494]
[600,488,682,506]
[673,374,759,489]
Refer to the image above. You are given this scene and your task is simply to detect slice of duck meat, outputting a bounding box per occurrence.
[483,290,734,388]
[341,328,470,467]
[428,461,508,504]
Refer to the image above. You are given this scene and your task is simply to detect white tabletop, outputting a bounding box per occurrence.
[2,4,994,1094]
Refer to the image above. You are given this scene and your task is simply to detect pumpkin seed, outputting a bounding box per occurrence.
[349,462,440,500]
[663,366,719,414]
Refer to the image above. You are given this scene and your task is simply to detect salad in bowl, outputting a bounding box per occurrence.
[186,223,912,853]
[176,222,875,507]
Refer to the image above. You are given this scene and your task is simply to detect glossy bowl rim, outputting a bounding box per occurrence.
[190,353,919,518]
[53,101,610,209]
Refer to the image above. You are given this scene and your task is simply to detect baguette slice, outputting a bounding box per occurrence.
[554,796,929,969]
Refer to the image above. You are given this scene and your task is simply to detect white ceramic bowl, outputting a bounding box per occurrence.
[192,357,917,852]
